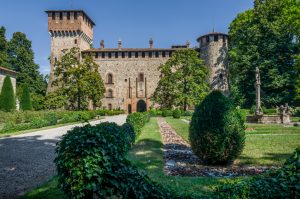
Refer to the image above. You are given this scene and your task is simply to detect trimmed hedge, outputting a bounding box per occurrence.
[126,112,150,139]
[0,110,124,134]
[0,76,15,112]
[189,91,245,165]
[20,84,33,111]
[55,122,171,198]
[216,147,300,199]
[162,109,173,117]
[172,109,181,119]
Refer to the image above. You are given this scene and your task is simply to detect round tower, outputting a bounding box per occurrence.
[197,32,229,93]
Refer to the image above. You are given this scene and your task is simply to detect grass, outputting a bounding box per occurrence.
[165,117,300,166]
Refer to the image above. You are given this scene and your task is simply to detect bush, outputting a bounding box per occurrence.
[172,109,181,119]
[55,123,170,198]
[182,110,193,116]
[0,76,15,112]
[43,112,58,126]
[189,91,245,165]
[20,84,33,111]
[126,112,150,138]
[121,123,135,145]
[216,147,300,198]
[294,107,300,117]
[162,109,172,117]
[148,109,162,117]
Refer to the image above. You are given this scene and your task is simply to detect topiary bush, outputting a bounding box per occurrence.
[0,76,15,112]
[55,122,171,198]
[20,84,33,111]
[126,112,150,138]
[121,122,136,145]
[162,109,172,117]
[172,109,181,119]
[189,90,245,165]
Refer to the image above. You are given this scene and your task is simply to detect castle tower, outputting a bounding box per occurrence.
[46,10,95,92]
[197,32,229,93]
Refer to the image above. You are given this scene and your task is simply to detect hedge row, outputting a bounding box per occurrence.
[55,122,171,198]
[0,110,124,134]
[148,109,193,117]
[126,112,150,140]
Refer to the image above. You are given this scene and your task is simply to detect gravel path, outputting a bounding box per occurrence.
[0,114,127,199]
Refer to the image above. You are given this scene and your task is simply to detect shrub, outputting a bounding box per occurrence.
[20,84,33,111]
[294,107,300,117]
[43,112,58,126]
[172,109,181,119]
[162,109,172,117]
[216,147,300,198]
[121,123,135,145]
[0,76,15,112]
[149,109,162,117]
[55,123,170,198]
[182,110,193,116]
[126,112,150,138]
[189,91,245,165]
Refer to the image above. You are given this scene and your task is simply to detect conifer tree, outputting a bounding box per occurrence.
[20,84,33,111]
[0,76,15,112]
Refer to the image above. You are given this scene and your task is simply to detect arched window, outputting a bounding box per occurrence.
[108,104,112,110]
[107,89,113,98]
[107,74,113,84]
[138,73,144,82]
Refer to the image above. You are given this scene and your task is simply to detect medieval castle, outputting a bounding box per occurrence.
[46,10,228,113]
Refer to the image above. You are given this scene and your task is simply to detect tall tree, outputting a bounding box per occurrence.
[152,49,210,111]
[0,76,15,112]
[53,48,105,110]
[229,0,300,108]
[8,32,46,96]
[20,84,33,111]
[0,26,10,68]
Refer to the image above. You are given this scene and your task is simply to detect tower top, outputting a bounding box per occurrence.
[45,10,95,25]
[196,32,228,42]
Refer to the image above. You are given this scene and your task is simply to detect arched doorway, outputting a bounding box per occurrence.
[128,104,132,114]
[137,100,147,112]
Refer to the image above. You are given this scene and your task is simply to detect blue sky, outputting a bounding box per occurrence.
[0,0,253,75]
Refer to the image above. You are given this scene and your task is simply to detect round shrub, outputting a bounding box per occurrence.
[189,91,245,165]
[55,122,170,198]
[121,122,135,145]
[162,109,172,117]
[172,109,181,119]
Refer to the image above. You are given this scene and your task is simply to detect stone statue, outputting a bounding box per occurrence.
[255,67,263,115]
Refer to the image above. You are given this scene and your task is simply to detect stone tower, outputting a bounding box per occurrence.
[46,10,95,92]
[197,32,229,93]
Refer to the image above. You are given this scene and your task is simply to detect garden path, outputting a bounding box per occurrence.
[0,114,127,199]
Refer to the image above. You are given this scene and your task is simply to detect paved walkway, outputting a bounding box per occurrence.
[0,114,127,199]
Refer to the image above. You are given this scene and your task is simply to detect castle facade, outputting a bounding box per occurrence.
[46,10,228,113]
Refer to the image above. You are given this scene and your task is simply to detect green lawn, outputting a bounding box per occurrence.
[165,117,300,166]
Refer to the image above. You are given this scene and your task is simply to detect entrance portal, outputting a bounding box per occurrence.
[137,100,147,112]
[128,104,132,114]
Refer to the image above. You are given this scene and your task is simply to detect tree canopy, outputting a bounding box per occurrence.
[229,0,300,107]
[52,48,105,110]
[152,49,210,110]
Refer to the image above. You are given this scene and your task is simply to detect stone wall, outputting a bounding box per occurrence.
[0,68,16,94]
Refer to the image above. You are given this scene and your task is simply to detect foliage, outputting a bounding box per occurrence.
[294,107,300,117]
[172,109,181,119]
[121,123,136,145]
[55,123,170,199]
[0,26,10,68]
[181,110,193,116]
[126,112,150,138]
[44,90,67,110]
[148,109,162,117]
[0,76,15,112]
[229,0,300,108]
[162,109,173,117]
[53,48,105,110]
[216,147,300,198]
[20,84,33,111]
[189,91,246,165]
[249,105,277,115]
[152,49,210,110]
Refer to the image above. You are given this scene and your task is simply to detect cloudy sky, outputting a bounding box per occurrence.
[0,0,253,75]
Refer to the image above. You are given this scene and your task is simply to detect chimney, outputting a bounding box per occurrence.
[186,41,190,48]
[149,37,153,48]
[100,40,104,49]
[118,39,122,50]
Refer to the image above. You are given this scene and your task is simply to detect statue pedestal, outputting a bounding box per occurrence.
[246,114,290,124]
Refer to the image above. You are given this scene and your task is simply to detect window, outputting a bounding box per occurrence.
[135,52,138,58]
[108,52,111,58]
[102,53,105,58]
[60,12,63,20]
[142,52,145,58]
[108,103,112,110]
[74,12,78,20]
[206,36,209,43]
[162,51,166,57]
[169,51,172,57]
[74,39,77,44]
[128,52,132,58]
[107,74,113,84]
[54,57,58,62]
[223,35,226,43]
[95,53,98,59]
[67,12,70,20]
[138,73,144,82]
[122,52,125,58]
[155,51,159,58]
[214,35,218,42]
[115,52,118,58]
[149,52,152,58]
[107,89,113,98]
[52,12,55,20]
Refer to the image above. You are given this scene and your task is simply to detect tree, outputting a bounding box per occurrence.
[44,90,67,110]
[20,84,33,111]
[229,0,300,108]
[0,26,10,68]
[53,48,105,110]
[8,32,47,96]
[0,76,15,112]
[152,49,210,111]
